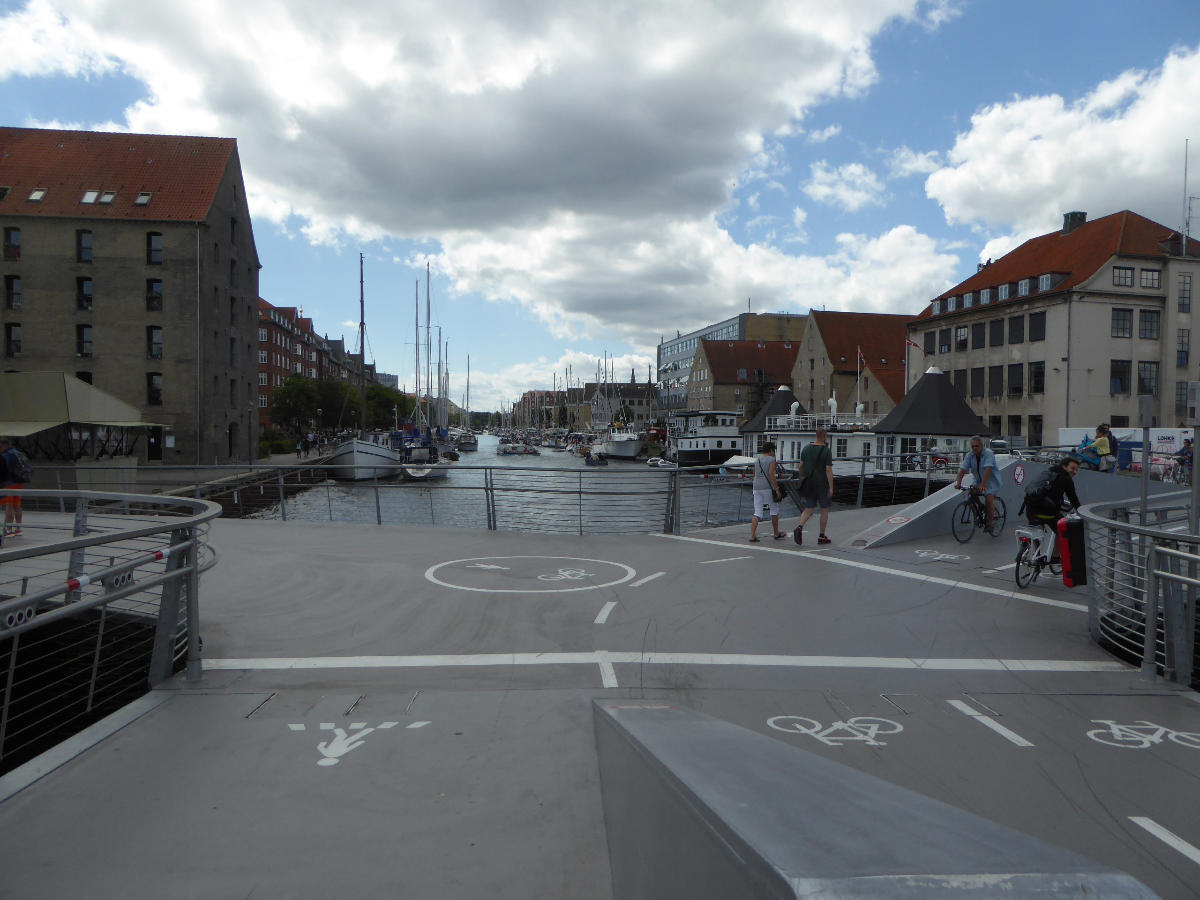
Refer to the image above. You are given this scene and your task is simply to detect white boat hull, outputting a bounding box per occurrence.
[602,436,643,459]
[327,439,401,481]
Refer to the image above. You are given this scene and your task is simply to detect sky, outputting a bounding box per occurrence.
[2,0,1200,412]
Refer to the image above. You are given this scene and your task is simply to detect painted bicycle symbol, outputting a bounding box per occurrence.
[767,715,904,747]
[537,568,594,581]
[1086,719,1200,750]
[914,549,969,561]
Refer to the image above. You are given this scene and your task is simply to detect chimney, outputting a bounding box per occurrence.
[1062,211,1087,234]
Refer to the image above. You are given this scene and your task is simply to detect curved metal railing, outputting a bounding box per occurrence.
[1078,490,1198,686]
[0,489,222,773]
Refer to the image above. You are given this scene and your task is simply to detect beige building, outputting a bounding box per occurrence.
[0,127,260,464]
[790,310,909,419]
[905,211,1200,446]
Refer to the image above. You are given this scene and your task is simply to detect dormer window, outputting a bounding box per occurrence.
[932,299,941,314]
[1038,273,1052,291]
[998,284,1010,301]
[979,288,991,305]
[947,296,957,311]
[1018,278,1031,296]
[963,292,974,308]
[28,188,46,202]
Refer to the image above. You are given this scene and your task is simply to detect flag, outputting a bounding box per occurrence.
[904,338,924,355]
[857,346,865,366]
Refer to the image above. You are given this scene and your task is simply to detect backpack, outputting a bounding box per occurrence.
[1018,468,1057,517]
[4,447,31,483]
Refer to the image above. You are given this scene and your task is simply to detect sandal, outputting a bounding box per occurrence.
[749,537,760,543]
[773,533,786,540]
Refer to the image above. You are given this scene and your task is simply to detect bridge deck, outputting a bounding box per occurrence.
[1,510,1198,898]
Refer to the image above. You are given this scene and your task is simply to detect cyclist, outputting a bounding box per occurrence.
[954,434,1003,533]
[1022,455,1082,528]
[1173,438,1193,484]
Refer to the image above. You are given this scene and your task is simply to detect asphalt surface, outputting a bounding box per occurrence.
[1,508,1199,898]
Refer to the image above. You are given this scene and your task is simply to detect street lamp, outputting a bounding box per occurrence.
[246,402,254,468]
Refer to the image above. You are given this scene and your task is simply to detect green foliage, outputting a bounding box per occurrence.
[365,383,414,430]
[268,376,318,434]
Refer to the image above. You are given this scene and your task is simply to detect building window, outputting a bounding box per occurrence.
[938,328,950,354]
[230,296,237,325]
[1007,363,1024,396]
[76,229,92,263]
[954,326,968,352]
[1008,315,1024,345]
[1111,308,1132,338]
[3,275,19,309]
[146,279,163,311]
[98,191,115,204]
[932,299,940,315]
[1029,361,1045,394]
[147,372,163,405]
[27,188,45,202]
[987,319,1003,347]
[258,372,267,386]
[76,371,92,384]
[1140,269,1161,289]
[230,379,237,406]
[3,226,19,260]
[146,326,163,359]
[923,331,935,355]
[1029,415,1043,446]
[1018,278,1031,296]
[1111,415,1130,428]
[4,323,20,356]
[230,217,238,243]
[1008,415,1022,436]
[230,337,237,366]
[970,367,984,399]
[998,283,1010,301]
[988,365,1003,398]
[1028,311,1046,342]
[1180,273,1193,312]
[1110,359,1131,394]
[979,288,991,305]
[258,327,267,342]
[76,324,92,357]
[76,277,93,310]
[258,349,267,364]
[971,322,986,349]
[146,232,163,265]
[1177,381,1189,416]
[1037,274,1051,291]
[259,395,268,408]
[1178,329,1190,368]
[1138,361,1159,396]
[946,296,957,312]
[1139,309,1160,340]
[229,259,238,287]
[1113,266,1134,287]
[963,292,974,308]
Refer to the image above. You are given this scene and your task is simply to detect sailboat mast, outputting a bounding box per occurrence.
[414,282,421,425]
[358,253,366,435]
[425,262,432,427]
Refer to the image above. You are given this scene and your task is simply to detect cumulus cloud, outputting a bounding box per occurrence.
[925,43,1200,254]
[806,123,841,143]
[802,161,886,212]
[888,146,940,179]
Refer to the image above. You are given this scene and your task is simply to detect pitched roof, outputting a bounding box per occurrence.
[872,368,987,436]
[865,361,906,404]
[739,384,806,434]
[916,210,1187,323]
[0,127,236,222]
[700,339,800,384]
[809,310,910,395]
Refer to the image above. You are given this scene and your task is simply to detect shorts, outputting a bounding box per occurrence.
[752,489,779,519]
[801,481,831,510]
[1,483,19,507]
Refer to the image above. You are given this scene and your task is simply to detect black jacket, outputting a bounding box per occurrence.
[1034,465,1080,512]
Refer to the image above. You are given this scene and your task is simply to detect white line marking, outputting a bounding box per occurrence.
[946,699,1035,747]
[319,722,334,730]
[594,600,618,624]
[425,556,635,594]
[699,556,752,565]
[597,651,618,688]
[654,534,1087,612]
[629,571,665,588]
[205,653,1128,673]
[378,722,399,729]
[983,562,1017,574]
[406,721,430,729]
[350,722,366,730]
[287,723,305,731]
[1129,816,1200,865]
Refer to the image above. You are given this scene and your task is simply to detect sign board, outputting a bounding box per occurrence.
[1012,464,1025,485]
[886,515,910,525]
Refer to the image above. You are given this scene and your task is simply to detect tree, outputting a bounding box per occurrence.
[365,383,414,430]
[269,376,318,434]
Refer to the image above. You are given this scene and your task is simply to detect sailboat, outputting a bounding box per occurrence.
[326,255,402,480]
[399,264,449,481]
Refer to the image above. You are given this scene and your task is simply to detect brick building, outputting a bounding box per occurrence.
[0,127,260,463]
[685,339,801,423]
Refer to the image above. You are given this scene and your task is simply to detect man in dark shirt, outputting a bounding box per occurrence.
[1025,456,1081,525]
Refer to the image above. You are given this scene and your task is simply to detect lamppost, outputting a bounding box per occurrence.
[246,402,254,468]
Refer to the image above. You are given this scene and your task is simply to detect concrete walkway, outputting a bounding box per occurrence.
[1,510,1199,898]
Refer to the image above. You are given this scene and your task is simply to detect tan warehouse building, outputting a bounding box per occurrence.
[0,127,260,463]
[906,211,1200,446]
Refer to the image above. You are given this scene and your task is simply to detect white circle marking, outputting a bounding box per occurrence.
[425,556,637,593]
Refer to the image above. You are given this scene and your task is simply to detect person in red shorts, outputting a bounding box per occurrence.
[0,437,23,537]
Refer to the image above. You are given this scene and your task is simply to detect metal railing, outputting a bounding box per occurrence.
[1078,491,1199,687]
[0,488,222,773]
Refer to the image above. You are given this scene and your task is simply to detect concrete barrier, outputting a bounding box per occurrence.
[593,700,1157,899]
[850,459,1178,549]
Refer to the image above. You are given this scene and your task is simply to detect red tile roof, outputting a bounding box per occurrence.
[0,127,235,222]
[810,310,910,401]
[916,210,1184,323]
[700,339,800,385]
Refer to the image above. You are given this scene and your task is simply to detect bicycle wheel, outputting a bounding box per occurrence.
[1169,730,1200,749]
[767,716,821,735]
[950,499,976,543]
[1086,727,1152,749]
[1014,544,1038,588]
[847,717,904,735]
[988,497,1007,536]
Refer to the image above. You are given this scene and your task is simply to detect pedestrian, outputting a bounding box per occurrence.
[794,428,834,545]
[295,438,302,459]
[750,441,785,542]
[0,437,27,537]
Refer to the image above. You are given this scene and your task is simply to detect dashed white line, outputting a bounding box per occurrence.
[983,562,1017,574]
[596,651,618,688]
[629,571,665,588]
[406,721,430,729]
[1129,816,1200,865]
[655,533,1087,612]
[594,601,618,625]
[700,556,752,565]
[946,699,1035,747]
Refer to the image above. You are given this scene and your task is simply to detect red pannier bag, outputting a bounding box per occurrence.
[1057,516,1087,588]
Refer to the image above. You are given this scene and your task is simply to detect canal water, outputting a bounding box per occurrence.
[253,434,760,533]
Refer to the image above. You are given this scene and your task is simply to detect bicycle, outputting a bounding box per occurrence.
[950,487,1006,543]
[1013,520,1061,588]
[1086,719,1200,750]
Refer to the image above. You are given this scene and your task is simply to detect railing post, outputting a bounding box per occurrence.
[55,469,65,513]
[86,607,108,711]
[1141,545,1159,682]
[66,498,89,604]
[578,471,584,536]
[0,632,20,762]
[373,475,383,525]
[673,468,681,535]
[185,528,202,682]
[150,528,190,685]
[923,453,932,498]
[277,471,288,521]
[856,455,867,508]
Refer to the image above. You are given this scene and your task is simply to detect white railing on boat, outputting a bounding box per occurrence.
[765,413,885,432]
